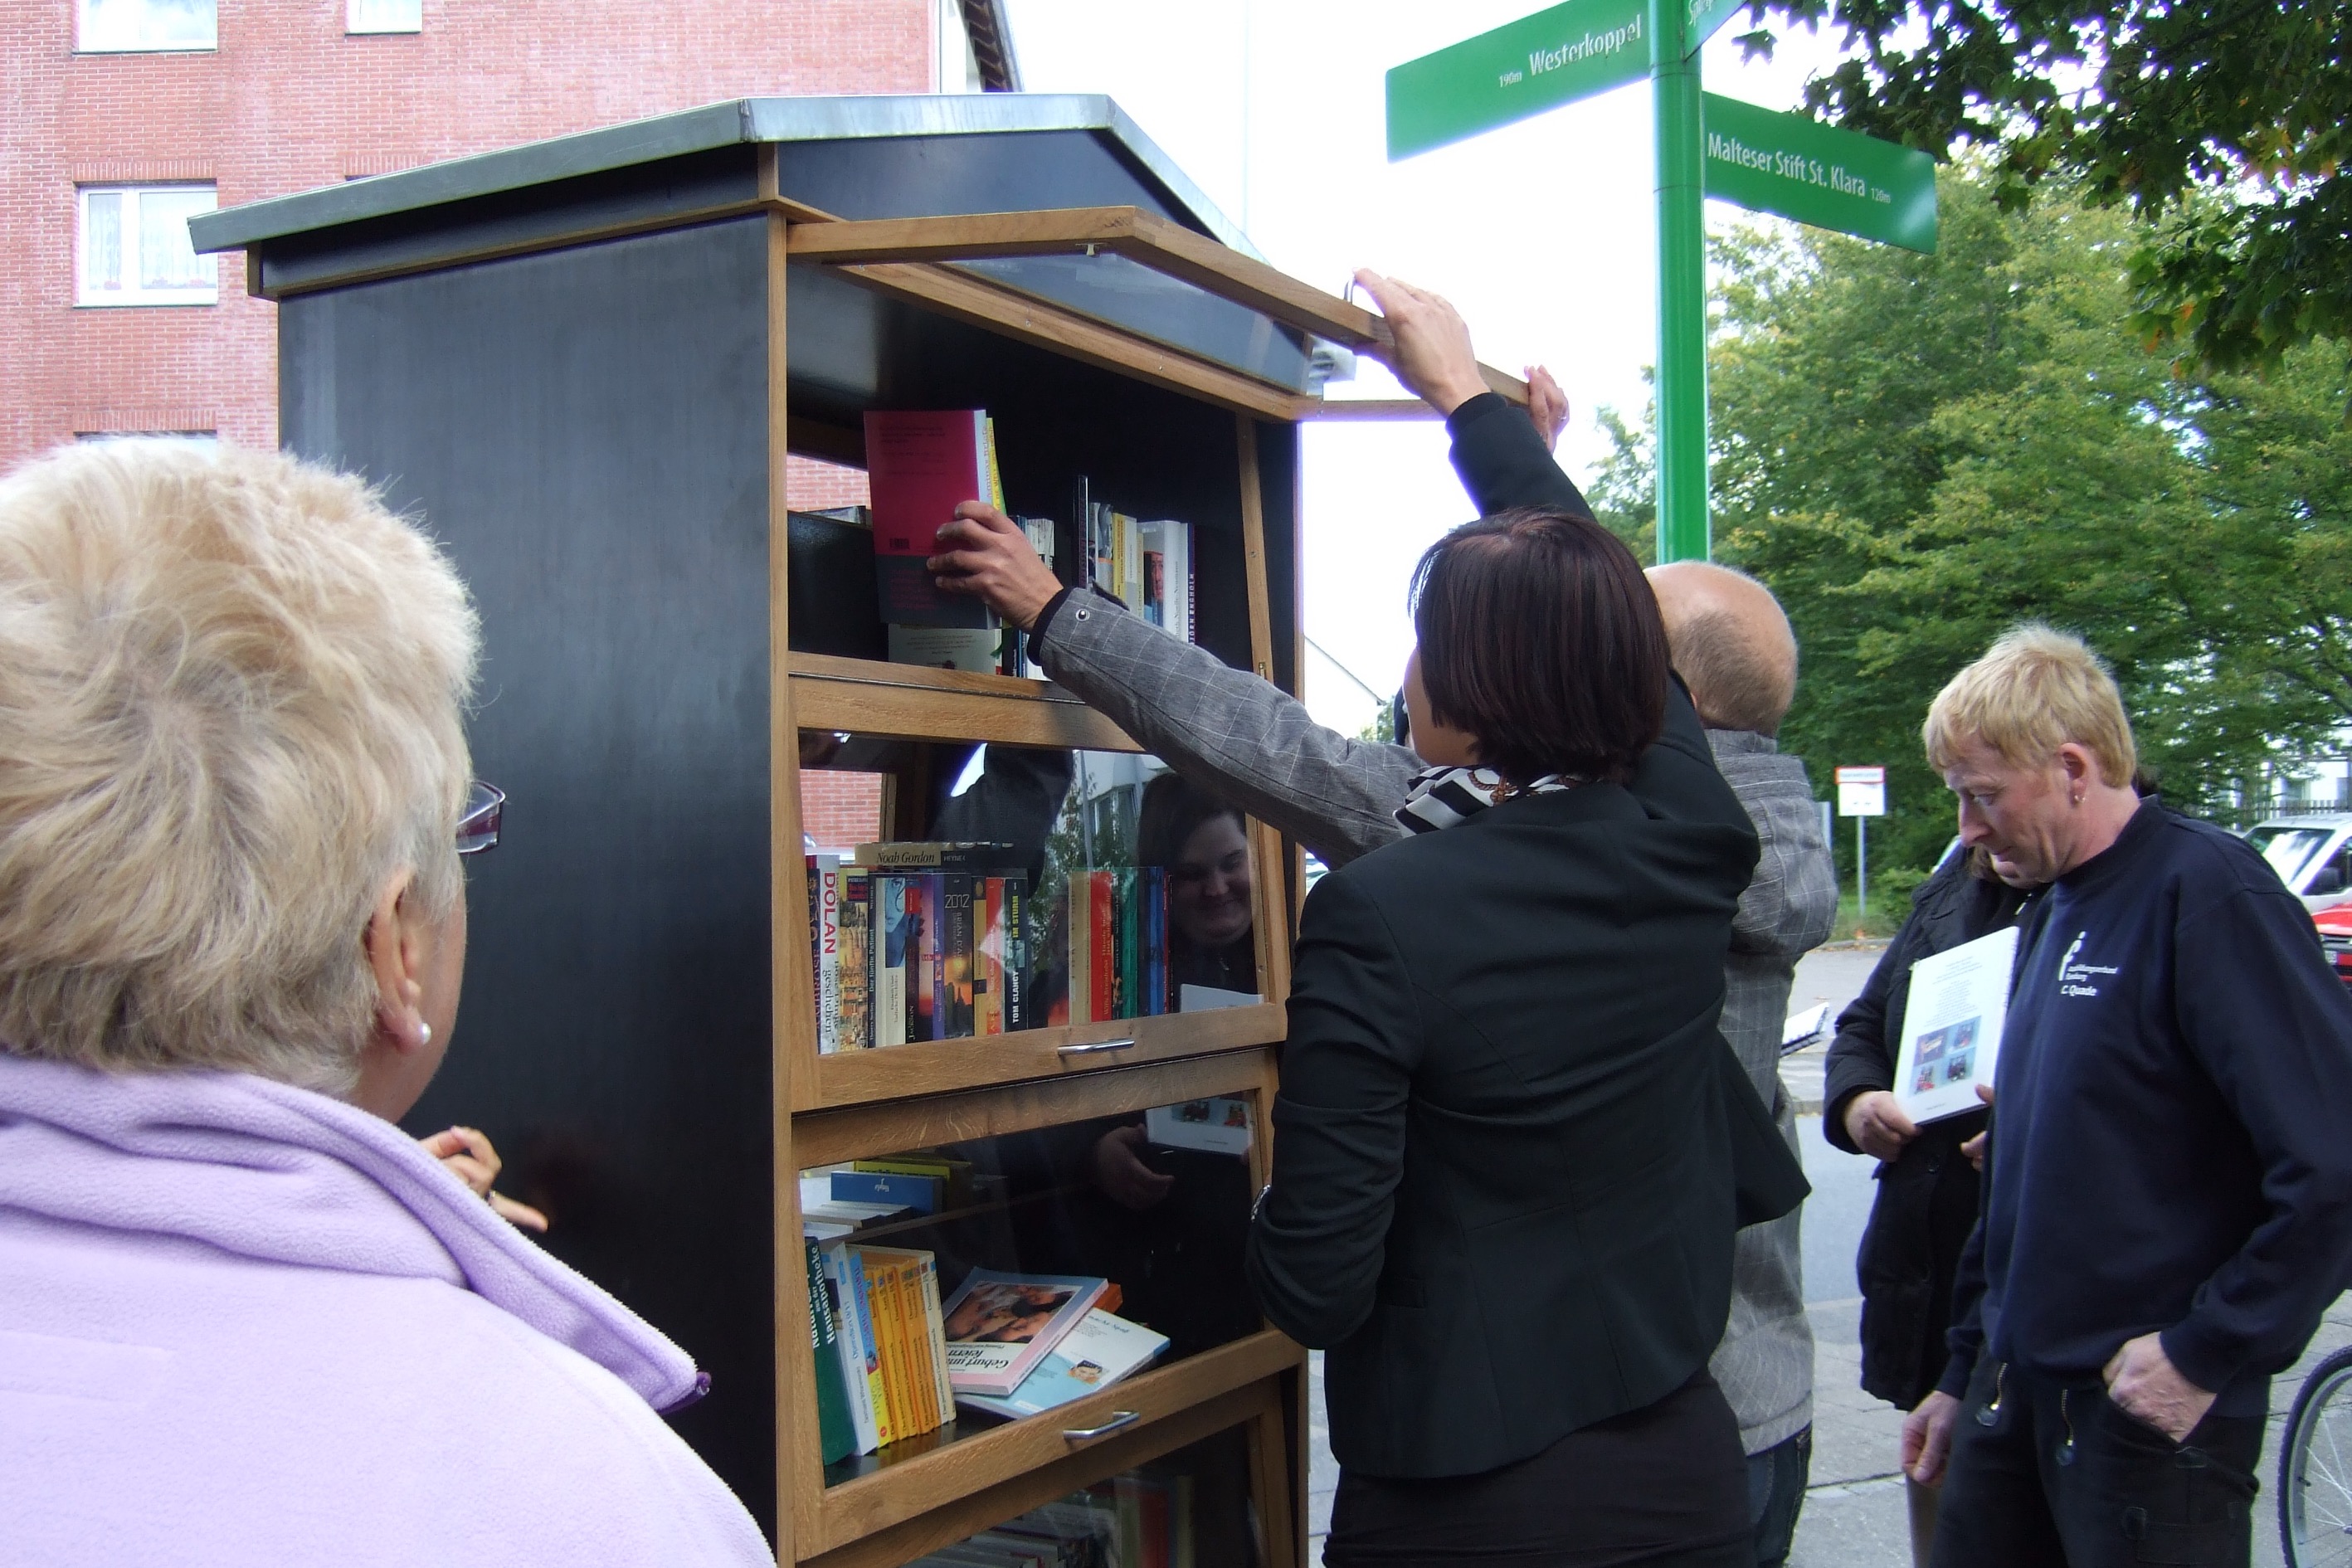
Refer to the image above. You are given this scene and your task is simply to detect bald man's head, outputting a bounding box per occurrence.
[1644,562,1799,737]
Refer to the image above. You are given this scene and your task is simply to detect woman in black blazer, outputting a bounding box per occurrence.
[1246,506,1804,1566]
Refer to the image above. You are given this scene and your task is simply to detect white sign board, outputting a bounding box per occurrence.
[1835,764,1887,817]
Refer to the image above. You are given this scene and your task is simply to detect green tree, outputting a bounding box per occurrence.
[1745,0,2352,377]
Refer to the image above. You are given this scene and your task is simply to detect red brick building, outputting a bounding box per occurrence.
[0,0,1016,474]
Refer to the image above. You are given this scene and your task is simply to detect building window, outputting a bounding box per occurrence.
[78,186,217,307]
[76,0,216,52]
[346,0,421,33]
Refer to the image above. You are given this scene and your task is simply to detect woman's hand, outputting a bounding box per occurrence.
[1351,270,1491,414]
[419,1125,549,1232]
[1527,364,1569,451]
[928,502,1064,631]
[1089,1124,1176,1212]
[1843,1090,1919,1161]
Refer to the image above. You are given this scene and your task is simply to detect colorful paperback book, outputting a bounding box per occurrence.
[1142,866,1168,1017]
[864,410,1000,629]
[907,874,941,1043]
[1003,877,1029,1030]
[953,1308,1170,1419]
[937,1269,1108,1397]
[1115,867,1138,1021]
[831,1169,942,1215]
[1146,1096,1254,1157]
[856,1249,920,1439]
[1139,520,1192,643]
[1066,878,1093,1026]
[876,875,912,1048]
[805,1238,857,1464]
[811,855,842,1054]
[1088,872,1116,1025]
[825,1240,894,1445]
[816,1239,882,1454]
[1895,925,2018,1123]
[942,874,976,1039]
[838,869,873,1051]
[976,878,1007,1037]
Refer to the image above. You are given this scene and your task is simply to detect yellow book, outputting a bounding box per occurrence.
[917,1253,954,1423]
[858,1249,915,1443]
[983,417,1007,512]
[864,1246,937,1434]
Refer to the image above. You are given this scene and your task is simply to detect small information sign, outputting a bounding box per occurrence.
[1836,765,1887,817]
[1385,0,1650,161]
[1702,91,1937,252]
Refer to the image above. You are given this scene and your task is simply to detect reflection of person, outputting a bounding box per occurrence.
[1901,626,2352,1568]
[1247,500,1803,1565]
[933,273,1829,1567]
[1136,772,1258,997]
[0,443,769,1565]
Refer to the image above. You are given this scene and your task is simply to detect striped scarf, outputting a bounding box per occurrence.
[1394,766,1582,835]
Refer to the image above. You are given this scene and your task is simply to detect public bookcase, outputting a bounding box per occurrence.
[195,95,1522,1568]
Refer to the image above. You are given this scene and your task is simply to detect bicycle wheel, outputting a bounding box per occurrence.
[2283,1346,2352,1568]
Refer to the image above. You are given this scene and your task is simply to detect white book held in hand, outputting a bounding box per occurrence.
[1894,926,2020,1123]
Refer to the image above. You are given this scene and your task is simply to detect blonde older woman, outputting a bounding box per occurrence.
[0,442,769,1566]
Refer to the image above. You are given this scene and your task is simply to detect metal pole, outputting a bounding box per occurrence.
[1858,816,1868,928]
[1650,0,1709,563]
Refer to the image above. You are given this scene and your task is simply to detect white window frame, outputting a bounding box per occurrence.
[346,0,421,35]
[77,185,219,308]
[75,0,217,53]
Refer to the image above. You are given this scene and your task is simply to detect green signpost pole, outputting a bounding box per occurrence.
[1650,0,1709,564]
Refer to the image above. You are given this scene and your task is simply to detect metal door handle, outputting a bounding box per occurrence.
[1057,1037,1136,1056]
[1062,1410,1142,1442]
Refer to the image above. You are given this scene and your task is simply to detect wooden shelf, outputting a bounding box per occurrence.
[788,652,1142,752]
[799,1002,1284,1113]
[811,1327,1302,1557]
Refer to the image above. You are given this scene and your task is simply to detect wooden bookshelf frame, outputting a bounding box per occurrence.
[771,207,1325,1568]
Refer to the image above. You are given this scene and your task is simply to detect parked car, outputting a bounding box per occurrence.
[2242,815,2352,911]
[2314,905,2352,989]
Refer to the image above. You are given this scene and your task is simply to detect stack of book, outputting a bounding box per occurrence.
[805,1233,957,1463]
[1079,486,1193,644]
[808,843,1033,1053]
[1057,868,1173,1028]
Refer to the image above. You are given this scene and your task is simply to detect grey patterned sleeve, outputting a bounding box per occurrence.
[1031,589,1419,869]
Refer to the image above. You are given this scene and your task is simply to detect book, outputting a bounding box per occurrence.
[838,869,873,1051]
[1116,867,1138,1021]
[908,874,941,1043]
[855,840,1030,872]
[1895,926,2019,1123]
[938,1268,1108,1396]
[916,1252,955,1426]
[1067,877,1093,1026]
[805,1238,857,1464]
[858,1249,919,1439]
[854,1154,976,1207]
[831,1169,943,1215]
[825,1240,894,1446]
[976,877,1006,1038]
[862,1247,946,1434]
[1088,872,1117,1025]
[875,875,911,1048]
[785,507,886,662]
[1146,1096,1254,1157]
[1141,866,1168,1017]
[1003,876,1029,1031]
[816,1239,882,1454]
[1139,520,1192,642]
[889,625,1004,674]
[811,855,842,1054]
[942,874,976,1039]
[864,409,1000,629]
[953,1308,1170,1419]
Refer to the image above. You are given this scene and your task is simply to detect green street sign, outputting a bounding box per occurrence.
[1701,91,1937,251]
[1682,0,1747,56]
[1386,0,1649,161]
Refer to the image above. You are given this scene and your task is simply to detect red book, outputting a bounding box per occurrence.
[1088,871,1117,1026]
[863,409,999,629]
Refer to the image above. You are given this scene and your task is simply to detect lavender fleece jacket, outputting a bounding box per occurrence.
[0,1054,771,1566]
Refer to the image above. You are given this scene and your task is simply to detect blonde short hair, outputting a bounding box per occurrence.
[1923,624,2136,786]
[0,441,479,1094]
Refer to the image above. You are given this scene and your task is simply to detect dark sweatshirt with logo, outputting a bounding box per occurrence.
[1941,800,2352,1415]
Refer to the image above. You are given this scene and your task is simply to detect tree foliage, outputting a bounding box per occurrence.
[1597,172,2352,875]
[1743,1,2352,377]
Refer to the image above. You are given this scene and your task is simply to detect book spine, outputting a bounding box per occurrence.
[860,1250,913,1442]
[1067,877,1093,1026]
[806,856,824,1054]
[830,1171,941,1213]
[838,869,872,1049]
[821,1243,880,1454]
[806,1239,855,1464]
[909,874,939,1044]
[1120,512,1142,611]
[981,414,1006,510]
[942,873,975,1040]
[1174,521,1194,643]
[1144,547,1164,626]
[1004,875,1028,1031]
[977,877,1005,1037]
[875,876,908,1048]
[816,855,841,1054]
[1089,871,1117,1025]
[918,1254,953,1425]
[835,1244,894,1445]
[1143,865,1167,1016]
[1116,866,1138,1020]
[894,1257,940,1433]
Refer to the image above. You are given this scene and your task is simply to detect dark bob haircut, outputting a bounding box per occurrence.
[1409,507,1668,786]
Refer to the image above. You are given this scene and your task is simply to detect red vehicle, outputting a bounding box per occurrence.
[2314,904,2352,988]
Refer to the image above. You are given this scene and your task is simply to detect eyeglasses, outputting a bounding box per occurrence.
[457,781,504,856]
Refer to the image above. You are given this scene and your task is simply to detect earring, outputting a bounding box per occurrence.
[417,1020,434,1047]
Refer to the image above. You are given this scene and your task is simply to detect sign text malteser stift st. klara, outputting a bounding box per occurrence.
[1700,91,1938,252]
[1385,0,1648,160]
